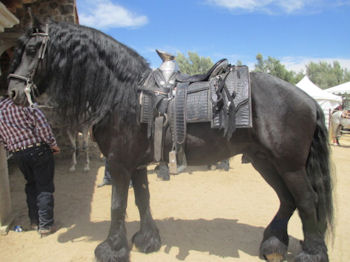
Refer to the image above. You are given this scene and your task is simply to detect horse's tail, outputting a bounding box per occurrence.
[306,104,334,238]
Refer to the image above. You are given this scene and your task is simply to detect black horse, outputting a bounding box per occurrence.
[7,19,334,262]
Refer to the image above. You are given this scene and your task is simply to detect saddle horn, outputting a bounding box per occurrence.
[156,49,175,62]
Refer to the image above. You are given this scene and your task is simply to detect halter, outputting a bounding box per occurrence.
[8,24,50,107]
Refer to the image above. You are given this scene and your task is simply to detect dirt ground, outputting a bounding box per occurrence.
[1,136,349,262]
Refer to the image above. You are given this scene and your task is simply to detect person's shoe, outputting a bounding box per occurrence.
[38,225,56,237]
[97,180,112,188]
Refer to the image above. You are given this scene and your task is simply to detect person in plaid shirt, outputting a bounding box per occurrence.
[0,96,60,236]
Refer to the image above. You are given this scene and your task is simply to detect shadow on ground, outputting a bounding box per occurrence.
[57,217,301,261]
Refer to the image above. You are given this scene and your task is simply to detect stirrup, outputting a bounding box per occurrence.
[168,146,187,174]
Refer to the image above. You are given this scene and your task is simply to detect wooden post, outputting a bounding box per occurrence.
[0,146,13,235]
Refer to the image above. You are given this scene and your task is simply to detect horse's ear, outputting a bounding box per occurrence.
[25,7,43,32]
[26,7,46,32]
[32,16,44,31]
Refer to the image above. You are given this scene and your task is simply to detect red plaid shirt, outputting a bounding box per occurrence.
[0,97,57,152]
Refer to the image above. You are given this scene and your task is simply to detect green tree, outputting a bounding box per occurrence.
[255,53,265,72]
[306,61,350,89]
[236,60,243,66]
[176,52,214,75]
[254,53,304,84]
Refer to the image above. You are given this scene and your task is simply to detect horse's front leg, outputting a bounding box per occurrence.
[95,166,131,262]
[67,129,77,172]
[131,167,161,253]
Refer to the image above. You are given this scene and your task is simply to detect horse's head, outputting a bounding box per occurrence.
[8,21,49,107]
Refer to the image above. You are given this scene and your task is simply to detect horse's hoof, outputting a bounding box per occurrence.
[265,253,283,262]
[156,165,170,181]
[95,240,129,262]
[83,166,90,172]
[265,253,284,262]
[260,236,287,261]
[132,228,161,253]
[294,251,328,262]
[69,166,76,172]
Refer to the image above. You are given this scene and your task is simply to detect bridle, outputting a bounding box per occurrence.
[8,24,50,107]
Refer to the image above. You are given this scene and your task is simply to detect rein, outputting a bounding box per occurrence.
[8,24,50,107]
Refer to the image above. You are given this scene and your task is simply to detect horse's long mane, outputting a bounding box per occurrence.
[10,20,151,127]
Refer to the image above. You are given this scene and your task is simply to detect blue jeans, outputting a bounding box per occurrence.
[14,144,55,229]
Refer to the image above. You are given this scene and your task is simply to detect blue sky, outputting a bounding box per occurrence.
[76,0,350,72]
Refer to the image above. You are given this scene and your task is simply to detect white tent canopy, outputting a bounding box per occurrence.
[325,81,350,95]
[296,76,342,102]
[296,76,341,128]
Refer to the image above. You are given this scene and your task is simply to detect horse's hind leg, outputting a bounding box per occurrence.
[250,156,296,261]
[95,164,131,262]
[131,168,161,253]
[282,168,329,262]
[81,127,90,172]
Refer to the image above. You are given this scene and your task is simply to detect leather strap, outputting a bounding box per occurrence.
[174,83,188,145]
[154,116,164,162]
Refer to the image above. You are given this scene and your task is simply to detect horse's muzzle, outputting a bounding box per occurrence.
[7,87,28,106]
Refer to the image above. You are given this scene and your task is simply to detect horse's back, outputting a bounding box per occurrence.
[250,72,317,115]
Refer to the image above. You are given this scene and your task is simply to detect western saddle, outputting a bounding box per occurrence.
[138,50,252,173]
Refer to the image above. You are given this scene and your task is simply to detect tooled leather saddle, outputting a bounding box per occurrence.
[138,59,252,173]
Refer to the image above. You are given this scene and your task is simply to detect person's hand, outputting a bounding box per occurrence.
[51,145,60,154]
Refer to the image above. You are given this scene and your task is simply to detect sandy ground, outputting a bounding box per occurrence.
[1,136,350,262]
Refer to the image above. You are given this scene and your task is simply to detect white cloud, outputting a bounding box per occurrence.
[78,0,148,29]
[206,0,342,14]
[207,0,268,11]
[278,0,307,13]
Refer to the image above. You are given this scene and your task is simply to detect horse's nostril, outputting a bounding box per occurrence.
[10,90,16,99]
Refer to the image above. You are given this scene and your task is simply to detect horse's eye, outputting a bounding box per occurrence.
[25,46,37,56]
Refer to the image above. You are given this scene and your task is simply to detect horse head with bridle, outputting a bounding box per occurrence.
[7,18,334,262]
